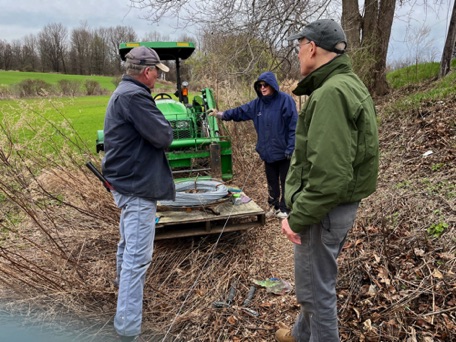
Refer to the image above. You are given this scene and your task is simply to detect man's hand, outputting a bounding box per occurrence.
[208,109,223,119]
[281,218,301,244]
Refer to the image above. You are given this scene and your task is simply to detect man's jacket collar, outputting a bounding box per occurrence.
[293,54,352,96]
[122,75,151,94]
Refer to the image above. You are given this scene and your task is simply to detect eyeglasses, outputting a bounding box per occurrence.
[257,83,270,89]
[146,66,161,75]
[294,39,312,53]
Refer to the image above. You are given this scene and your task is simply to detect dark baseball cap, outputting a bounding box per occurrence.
[287,19,347,54]
[125,46,169,72]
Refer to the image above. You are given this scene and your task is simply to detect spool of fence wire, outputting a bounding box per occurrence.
[159,180,228,207]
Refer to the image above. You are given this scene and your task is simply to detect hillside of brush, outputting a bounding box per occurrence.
[0,66,454,341]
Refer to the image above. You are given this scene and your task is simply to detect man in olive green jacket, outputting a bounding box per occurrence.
[275,20,379,342]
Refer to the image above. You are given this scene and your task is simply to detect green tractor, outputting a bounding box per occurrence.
[96,41,265,239]
[96,41,233,181]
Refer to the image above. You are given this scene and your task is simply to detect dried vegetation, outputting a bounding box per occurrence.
[0,80,454,341]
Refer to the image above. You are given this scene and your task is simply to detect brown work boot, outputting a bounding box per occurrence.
[275,328,296,342]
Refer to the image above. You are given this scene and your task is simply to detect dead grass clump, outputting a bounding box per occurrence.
[334,93,456,341]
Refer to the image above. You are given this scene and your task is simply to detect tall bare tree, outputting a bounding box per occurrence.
[129,0,335,83]
[9,40,22,71]
[22,35,39,72]
[90,28,110,75]
[404,25,438,66]
[141,31,169,42]
[342,0,396,96]
[38,23,68,73]
[107,26,137,74]
[70,23,93,75]
[188,29,274,89]
[439,0,456,78]
[0,40,13,70]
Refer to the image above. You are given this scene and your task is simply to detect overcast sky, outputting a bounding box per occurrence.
[0,0,185,42]
[0,0,453,65]
[388,1,453,65]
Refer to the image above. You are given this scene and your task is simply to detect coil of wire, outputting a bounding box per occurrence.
[159,180,229,207]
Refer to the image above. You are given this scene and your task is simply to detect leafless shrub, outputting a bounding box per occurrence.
[0,84,12,99]
[83,80,103,96]
[14,79,54,98]
[57,79,82,97]
[0,100,116,297]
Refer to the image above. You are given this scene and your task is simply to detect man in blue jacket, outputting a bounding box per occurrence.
[210,72,298,218]
[102,46,175,342]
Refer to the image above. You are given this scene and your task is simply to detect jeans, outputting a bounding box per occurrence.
[292,202,359,342]
[112,191,157,337]
[264,158,290,212]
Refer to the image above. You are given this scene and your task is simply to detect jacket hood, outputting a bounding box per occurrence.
[254,71,280,98]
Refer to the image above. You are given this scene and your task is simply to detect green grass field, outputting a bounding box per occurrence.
[0,71,181,154]
[0,96,109,154]
[0,93,195,155]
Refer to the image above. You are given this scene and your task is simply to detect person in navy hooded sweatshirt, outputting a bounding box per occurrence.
[210,71,298,218]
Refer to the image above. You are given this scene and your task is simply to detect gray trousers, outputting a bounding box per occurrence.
[112,191,157,337]
[292,202,359,342]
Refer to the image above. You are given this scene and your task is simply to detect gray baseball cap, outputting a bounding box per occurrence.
[287,19,347,54]
[125,46,169,72]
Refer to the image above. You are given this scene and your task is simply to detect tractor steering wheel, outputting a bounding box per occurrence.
[153,93,172,100]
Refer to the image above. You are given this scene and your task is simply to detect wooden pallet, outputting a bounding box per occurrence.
[155,198,265,240]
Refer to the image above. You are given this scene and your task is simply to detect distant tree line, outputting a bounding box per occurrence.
[0,21,297,93]
[0,23,138,76]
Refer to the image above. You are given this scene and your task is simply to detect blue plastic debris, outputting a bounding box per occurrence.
[252,278,292,295]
